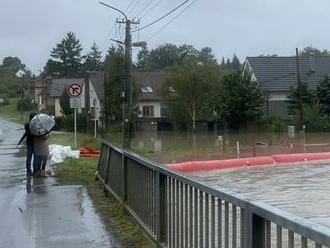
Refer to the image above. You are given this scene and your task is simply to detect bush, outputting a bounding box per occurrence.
[54,112,89,132]
[0,96,10,106]
[16,91,36,111]
[300,103,330,131]
[268,116,287,132]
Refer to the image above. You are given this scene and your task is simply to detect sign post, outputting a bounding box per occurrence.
[67,83,83,149]
[74,109,77,148]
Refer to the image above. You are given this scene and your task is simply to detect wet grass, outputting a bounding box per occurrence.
[0,98,29,124]
[53,135,155,248]
[49,131,101,149]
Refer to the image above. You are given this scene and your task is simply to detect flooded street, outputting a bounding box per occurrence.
[105,130,330,229]
[191,161,330,228]
[106,130,330,163]
[0,118,118,248]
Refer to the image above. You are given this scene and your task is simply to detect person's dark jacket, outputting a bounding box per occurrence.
[18,123,34,147]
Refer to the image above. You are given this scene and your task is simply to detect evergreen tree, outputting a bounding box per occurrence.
[317,75,330,118]
[226,58,231,68]
[221,57,225,66]
[287,83,315,116]
[102,46,125,123]
[83,42,103,71]
[45,32,83,76]
[136,46,150,71]
[231,54,241,70]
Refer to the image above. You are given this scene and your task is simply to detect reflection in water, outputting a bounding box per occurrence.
[26,176,31,193]
[105,131,330,163]
[25,176,47,195]
[191,161,330,228]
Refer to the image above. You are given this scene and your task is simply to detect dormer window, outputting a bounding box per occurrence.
[141,87,154,93]
[141,87,148,93]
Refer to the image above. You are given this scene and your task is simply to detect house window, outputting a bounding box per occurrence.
[143,105,154,117]
[141,87,154,93]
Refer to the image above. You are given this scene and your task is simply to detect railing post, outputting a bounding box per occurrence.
[123,152,128,202]
[243,204,253,248]
[104,146,111,185]
[156,171,167,247]
[252,214,265,248]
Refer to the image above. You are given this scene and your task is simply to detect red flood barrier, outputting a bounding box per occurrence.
[167,152,330,172]
[167,156,275,172]
[273,152,330,163]
[79,146,100,157]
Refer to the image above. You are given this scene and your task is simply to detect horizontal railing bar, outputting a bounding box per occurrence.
[100,140,330,247]
[250,201,330,245]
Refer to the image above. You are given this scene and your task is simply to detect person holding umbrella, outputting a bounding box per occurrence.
[30,113,56,177]
[17,113,36,176]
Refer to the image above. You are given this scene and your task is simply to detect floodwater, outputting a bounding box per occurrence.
[191,161,330,229]
[105,130,330,163]
[107,130,330,229]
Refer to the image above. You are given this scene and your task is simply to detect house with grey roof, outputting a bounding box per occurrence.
[34,72,104,119]
[244,56,330,118]
[134,71,172,131]
[135,71,168,119]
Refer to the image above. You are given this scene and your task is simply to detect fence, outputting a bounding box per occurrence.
[96,140,330,248]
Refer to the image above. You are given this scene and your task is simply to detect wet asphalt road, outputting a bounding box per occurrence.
[0,118,117,248]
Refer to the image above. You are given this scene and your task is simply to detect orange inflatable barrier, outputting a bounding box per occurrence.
[167,152,330,172]
[273,152,330,163]
[79,146,100,157]
[167,156,275,172]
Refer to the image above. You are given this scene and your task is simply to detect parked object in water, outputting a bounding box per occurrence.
[29,114,55,136]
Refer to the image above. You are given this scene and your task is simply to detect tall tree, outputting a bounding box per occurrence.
[231,54,241,70]
[317,75,330,118]
[45,32,83,76]
[211,72,266,128]
[136,44,204,71]
[164,57,221,131]
[299,46,330,56]
[0,57,28,97]
[103,46,125,124]
[83,42,103,71]
[136,46,150,72]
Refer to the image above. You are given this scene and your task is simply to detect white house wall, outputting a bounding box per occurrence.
[269,93,288,101]
[89,80,101,120]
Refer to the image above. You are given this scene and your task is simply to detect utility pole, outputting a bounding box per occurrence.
[100,2,143,149]
[117,18,140,149]
[295,48,303,130]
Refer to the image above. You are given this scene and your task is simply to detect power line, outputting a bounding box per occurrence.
[133,0,156,19]
[138,0,162,20]
[132,0,191,33]
[124,0,138,12]
[147,0,198,41]
[127,0,143,17]
[100,22,117,52]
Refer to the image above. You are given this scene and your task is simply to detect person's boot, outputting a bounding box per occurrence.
[41,170,47,177]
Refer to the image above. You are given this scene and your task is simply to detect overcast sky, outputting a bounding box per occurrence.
[1,0,330,73]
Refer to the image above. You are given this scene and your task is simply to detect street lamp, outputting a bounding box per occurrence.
[100,2,146,149]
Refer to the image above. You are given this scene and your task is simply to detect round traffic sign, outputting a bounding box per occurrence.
[67,83,82,98]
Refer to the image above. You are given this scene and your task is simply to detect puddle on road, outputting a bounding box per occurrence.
[191,160,330,228]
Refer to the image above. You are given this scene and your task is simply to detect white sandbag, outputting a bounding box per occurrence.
[49,144,80,166]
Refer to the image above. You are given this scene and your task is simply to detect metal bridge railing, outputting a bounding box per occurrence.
[96,140,330,248]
